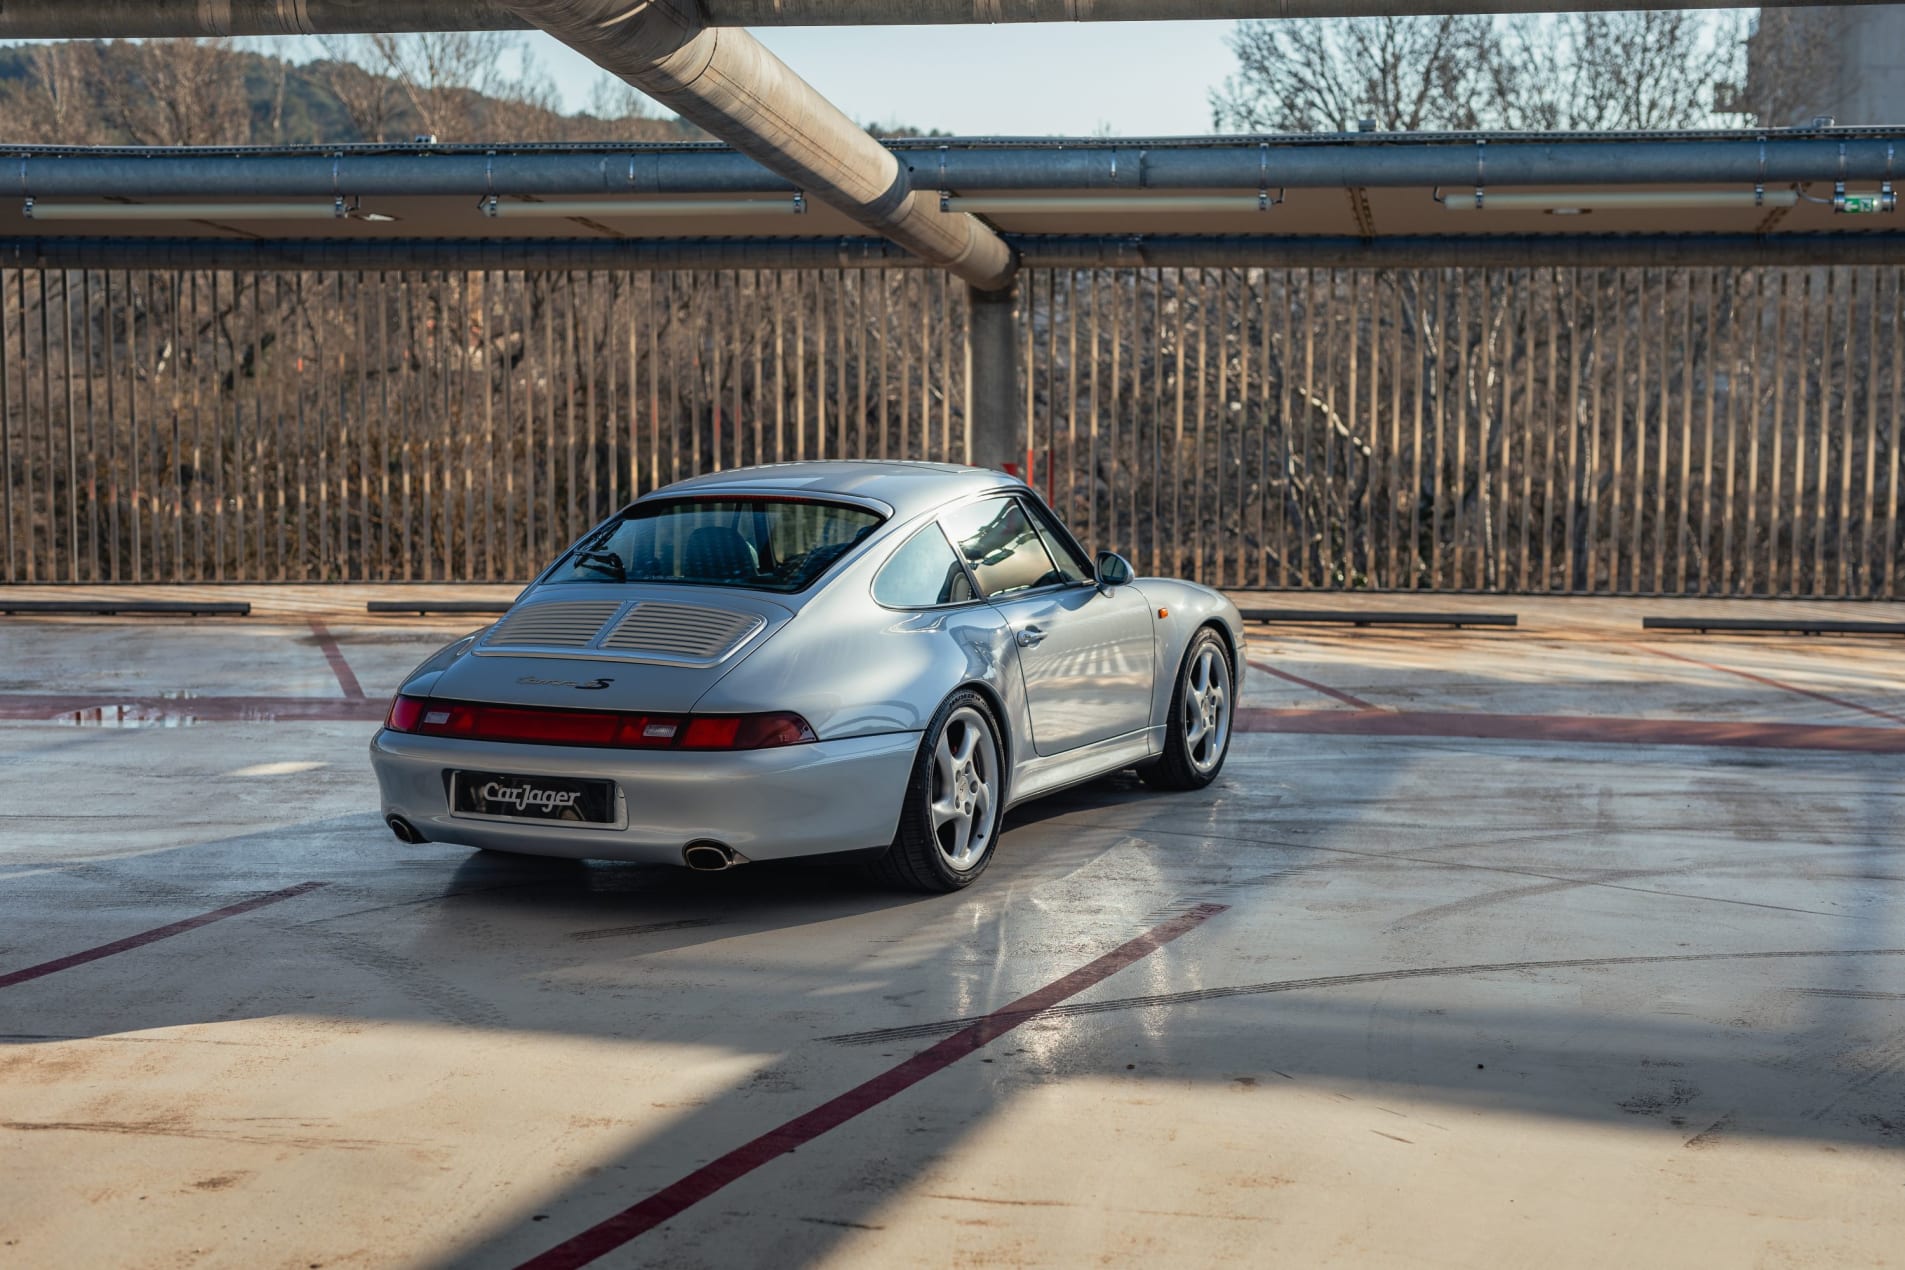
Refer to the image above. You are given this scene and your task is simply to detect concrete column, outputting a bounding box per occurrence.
[964,284,1020,473]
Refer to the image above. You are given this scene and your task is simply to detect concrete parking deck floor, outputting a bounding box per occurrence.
[1,590,1901,1268]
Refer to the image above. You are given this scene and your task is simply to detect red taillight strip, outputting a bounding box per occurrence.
[381,696,816,751]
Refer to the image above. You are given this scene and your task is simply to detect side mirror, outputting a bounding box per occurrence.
[1094,550,1134,589]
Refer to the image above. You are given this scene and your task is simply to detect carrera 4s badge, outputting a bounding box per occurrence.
[516,674,614,690]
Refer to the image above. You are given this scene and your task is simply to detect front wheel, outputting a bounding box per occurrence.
[874,690,1005,893]
[1141,628,1234,791]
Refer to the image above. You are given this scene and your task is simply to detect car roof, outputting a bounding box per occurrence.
[648,460,1026,520]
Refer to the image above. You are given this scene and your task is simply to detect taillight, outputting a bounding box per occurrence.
[386,694,425,732]
[680,713,817,750]
[382,694,814,751]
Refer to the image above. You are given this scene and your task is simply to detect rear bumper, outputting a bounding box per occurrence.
[369,728,920,864]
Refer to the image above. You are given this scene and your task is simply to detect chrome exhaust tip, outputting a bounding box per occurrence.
[386,815,425,845]
[682,841,738,872]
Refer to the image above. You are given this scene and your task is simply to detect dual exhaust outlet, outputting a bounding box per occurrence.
[387,815,742,872]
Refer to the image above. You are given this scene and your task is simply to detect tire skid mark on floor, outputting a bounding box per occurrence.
[822,948,1905,1047]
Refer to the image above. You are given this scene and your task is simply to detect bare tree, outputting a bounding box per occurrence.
[104,38,253,146]
[1212,12,1742,134]
[0,42,110,144]
[367,31,512,141]
[1212,15,1494,132]
[312,35,404,142]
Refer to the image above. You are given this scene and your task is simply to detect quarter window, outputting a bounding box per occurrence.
[939,497,1063,598]
[874,524,976,607]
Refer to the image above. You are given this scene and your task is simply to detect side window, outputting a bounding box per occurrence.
[940,497,1062,598]
[1021,496,1092,585]
[873,524,976,607]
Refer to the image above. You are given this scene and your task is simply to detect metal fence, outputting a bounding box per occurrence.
[2,264,1901,595]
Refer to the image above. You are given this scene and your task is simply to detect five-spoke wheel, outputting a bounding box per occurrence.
[878,689,1006,892]
[1142,627,1234,790]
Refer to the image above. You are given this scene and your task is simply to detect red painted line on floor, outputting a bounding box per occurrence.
[308,618,366,700]
[0,882,327,990]
[0,693,383,722]
[1233,707,1905,754]
[1628,642,1905,727]
[517,902,1229,1269]
[1246,659,1377,710]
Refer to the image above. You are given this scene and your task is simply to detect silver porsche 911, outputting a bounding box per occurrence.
[371,461,1243,892]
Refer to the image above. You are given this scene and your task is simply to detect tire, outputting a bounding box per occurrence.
[1141,627,1234,791]
[873,689,1006,893]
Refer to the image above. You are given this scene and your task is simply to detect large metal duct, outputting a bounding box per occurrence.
[13,135,1903,199]
[0,0,1893,36]
[494,0,1014,290]
[10,233,1905,271]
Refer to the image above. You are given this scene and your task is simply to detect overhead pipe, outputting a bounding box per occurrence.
[12,136,1903,200]
[0,0,1896,37]
[9,233,1905,273]
[1013,232,1905,268]
[493,0,1015,290]
[0,235,922,272]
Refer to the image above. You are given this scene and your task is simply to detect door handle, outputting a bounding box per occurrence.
[1015,625,1046,648]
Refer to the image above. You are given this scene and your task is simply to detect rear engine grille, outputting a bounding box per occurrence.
[486,601,623,648]
[599,602,764,661]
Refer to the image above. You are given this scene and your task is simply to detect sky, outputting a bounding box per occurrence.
[526,23,1238,136]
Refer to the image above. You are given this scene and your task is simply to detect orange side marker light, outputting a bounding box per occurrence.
[1158,607,1169,618]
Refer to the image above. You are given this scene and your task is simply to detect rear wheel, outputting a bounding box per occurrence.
[1141,628,1233,791]
[874,689,1004,893]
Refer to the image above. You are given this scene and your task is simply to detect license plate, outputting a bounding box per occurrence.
[451,771,616,824]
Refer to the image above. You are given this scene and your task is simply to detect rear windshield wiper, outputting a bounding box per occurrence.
[571,550,627,580]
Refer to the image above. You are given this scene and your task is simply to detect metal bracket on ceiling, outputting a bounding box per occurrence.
[484,152,498,217]
[1755,136,1766,206]
[1474,139,1486,210]
[793,191,806,214]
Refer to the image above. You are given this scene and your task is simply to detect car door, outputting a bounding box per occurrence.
[938,494,1155,756]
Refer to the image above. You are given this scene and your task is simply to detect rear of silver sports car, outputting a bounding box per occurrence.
[368,583,918,868]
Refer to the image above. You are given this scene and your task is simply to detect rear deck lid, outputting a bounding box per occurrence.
[424,585,792,712]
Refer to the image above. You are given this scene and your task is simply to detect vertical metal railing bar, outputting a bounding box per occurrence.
[1151,271,1167,579]
[29,269,46,583]
[1788,270,1811,595]
[1257,269,1274,589]
[1650,270,1670,592]
[1614,269,1638,593]
[1247,269,1261,585]
[1423,271,1443,590]
[57,269,74,582]
[1837,265,1859,595]
[1515,270,1534,592]
[1494,268,1513,591]
[1858,269,1880,595]
[1882,270,1897,597]
[1314,268,1335,588]
[1696,271,1718,594]
[0,264,14,583]
[301,272,317,579]
[1293,268,1312,585]
[1714,270,1744,597]
[1191,268,1210,583]
[1809,268,1832,594]
[97,270,118,582]
[1733,271,1756,595]
[1673,271,1693,592]
[274,273,290,581]
[1541,268,1562,592]
[1234,268,1250,588]
[78,269,97,582]
[1342,269,1360,588]
[1453,265,1467,591]
[1578,271,1599,592]
[1638,267,1659,593]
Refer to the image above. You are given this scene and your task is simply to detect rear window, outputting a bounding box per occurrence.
[550,498,883,594]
